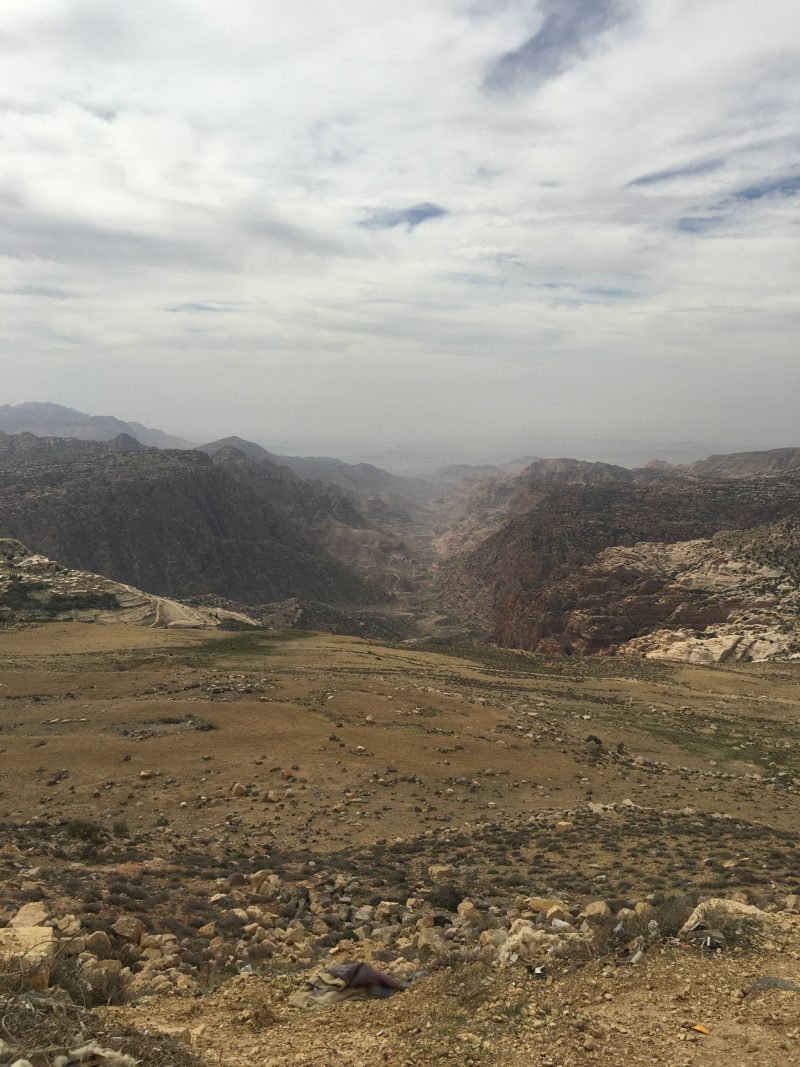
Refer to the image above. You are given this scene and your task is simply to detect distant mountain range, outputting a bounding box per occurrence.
[0,402,194,449]
[2,403,799,662]
[0,406,432,501]
[0,403,740,474]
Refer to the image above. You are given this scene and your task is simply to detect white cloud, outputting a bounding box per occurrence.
[0,0,798,454]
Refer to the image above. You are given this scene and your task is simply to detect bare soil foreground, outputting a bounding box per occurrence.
[1,624,798,1065]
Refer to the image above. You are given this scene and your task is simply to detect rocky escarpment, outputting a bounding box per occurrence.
[0,539,255,628]
[442,458,800,658]
[0,429,143,458]
[525,520,800,663]
[0,437,379,606]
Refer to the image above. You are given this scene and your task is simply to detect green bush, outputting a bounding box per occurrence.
[64,820,106,846]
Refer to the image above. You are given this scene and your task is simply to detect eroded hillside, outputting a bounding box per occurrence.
[440,459,800,662]
[0,437,387,607]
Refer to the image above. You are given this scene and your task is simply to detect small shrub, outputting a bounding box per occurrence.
[65,819,106,846]
[695,904,763,948]
[0,955,28,994]
[428,883,467,912]
[562,894,700,962]
[0,942,62,995]
[49,955,128,1007]
[646,893,698,937]
[502,999,528,1018]
[17,888,45,903]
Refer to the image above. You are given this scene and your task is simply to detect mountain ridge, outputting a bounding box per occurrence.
[0,435,379,607]
[3,413,800,663]
[0,402,193,449]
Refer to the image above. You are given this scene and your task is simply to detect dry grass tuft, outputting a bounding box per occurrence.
[694,903,764,947]
[0,991,208,1066]
[48,955,129,1008]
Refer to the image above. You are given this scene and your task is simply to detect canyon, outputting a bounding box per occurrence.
[1,417,799,665]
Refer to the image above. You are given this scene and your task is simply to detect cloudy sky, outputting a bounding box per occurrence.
[1,0,798,460]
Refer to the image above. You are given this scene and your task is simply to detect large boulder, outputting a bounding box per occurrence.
[9,902,50,928]
[679,897,765,936]
[0,926,57,990]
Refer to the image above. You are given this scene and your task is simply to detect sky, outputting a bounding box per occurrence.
[0,0,798,461]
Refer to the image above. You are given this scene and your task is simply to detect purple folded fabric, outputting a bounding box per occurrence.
[329,963,409,993]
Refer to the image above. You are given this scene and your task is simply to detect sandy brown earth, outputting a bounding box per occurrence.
[1,624,798,1065]
[113,936,800,1067]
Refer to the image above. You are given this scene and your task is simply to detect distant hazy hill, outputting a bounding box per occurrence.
[690,447,800,478]
[0,403,193,449]
[200,436,281,464]
[201,436,434,502]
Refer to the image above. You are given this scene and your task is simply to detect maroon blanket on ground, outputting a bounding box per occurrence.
[328,963,409,992]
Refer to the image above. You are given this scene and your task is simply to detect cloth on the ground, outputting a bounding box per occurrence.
[289,963,409,1009]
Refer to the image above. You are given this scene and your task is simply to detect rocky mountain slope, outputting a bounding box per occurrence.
[441,458,800,661]
[0,435,379,606]
[527,520,800,664]
[201,436,440,609]
[0,538,254,628]
[201,436,433,501]
[0,402,192,449]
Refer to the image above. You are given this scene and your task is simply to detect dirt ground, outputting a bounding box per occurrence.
[1,625,798,844]
[1,623,798,1065]
[114,934,800,1067]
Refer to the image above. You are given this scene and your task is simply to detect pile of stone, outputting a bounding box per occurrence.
[3,863,788,1009]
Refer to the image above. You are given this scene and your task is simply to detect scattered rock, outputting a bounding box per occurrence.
[427,864,455,883]
[9,902,49,928]
[112,916,145,945]
[581,901,611,921]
